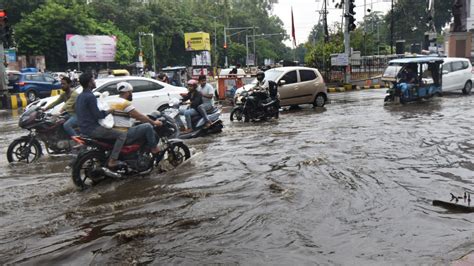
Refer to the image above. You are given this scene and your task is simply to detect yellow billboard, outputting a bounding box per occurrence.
[184,32,211,51]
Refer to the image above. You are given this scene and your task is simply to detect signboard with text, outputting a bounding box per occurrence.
[331,53,349,66]
[66,34,117,62]
[184,32,211,51]
[192,51,212,66]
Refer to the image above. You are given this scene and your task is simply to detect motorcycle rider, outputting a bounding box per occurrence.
[179,79,203,134]
[252,71,269,92]
[197,75,215,129]
[108,82,163,154]
[75,72,127,170]
[42,76,79,136]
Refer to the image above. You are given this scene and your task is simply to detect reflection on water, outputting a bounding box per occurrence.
[0,91,473,264]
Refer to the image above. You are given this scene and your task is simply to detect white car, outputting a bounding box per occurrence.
[27,76,188,114]
[441,57,473,94]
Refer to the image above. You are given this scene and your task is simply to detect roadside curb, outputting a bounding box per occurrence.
[0,89,62,110]
[328,84,386,93]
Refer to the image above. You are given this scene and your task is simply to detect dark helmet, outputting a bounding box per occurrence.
[256,71,265,81]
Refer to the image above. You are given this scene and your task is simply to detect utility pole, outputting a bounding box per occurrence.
[391,0,394,54]
[344,0,351,83]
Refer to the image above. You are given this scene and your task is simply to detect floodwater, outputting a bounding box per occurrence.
[0,90,473,265]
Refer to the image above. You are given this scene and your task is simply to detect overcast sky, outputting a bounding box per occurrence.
[272,0,393,46]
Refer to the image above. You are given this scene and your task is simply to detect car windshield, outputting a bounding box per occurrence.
[383,65,403,79]
[264,70,284,82]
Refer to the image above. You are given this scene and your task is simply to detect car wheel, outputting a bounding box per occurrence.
[313,93,326,107]
[462,81,472,95]
[26,90,38,102]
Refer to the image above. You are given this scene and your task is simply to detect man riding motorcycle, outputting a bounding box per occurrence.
[41,76,79,137]
[108,82,163,154]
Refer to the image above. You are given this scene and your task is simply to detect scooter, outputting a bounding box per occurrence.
[164,98,223,139]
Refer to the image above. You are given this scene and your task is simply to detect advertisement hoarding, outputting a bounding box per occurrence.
[66,34,117,62]
[192,51,211,66]
[184,32,211,51]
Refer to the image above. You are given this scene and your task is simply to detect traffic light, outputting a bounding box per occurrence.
[0,9,11,45]
[223,43,227,49]
[347,0,356,32]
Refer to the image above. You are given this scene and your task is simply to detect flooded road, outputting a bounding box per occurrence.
[1,89,473,265]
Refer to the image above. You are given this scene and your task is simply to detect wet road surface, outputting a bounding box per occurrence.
[0,89,473,264]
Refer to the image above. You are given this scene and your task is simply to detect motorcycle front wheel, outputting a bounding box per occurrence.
[158,142,191,171]
[7,138,42,163]
[71,151,106,189]
[230,107,243,121]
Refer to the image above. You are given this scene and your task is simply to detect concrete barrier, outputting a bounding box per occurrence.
[0,93,29,109]
[327,83,386,93]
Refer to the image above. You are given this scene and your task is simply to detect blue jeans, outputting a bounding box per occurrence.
[125,123,157,149]
[63,114,78,137]
[180,108,199,129]
[197,103,212,124]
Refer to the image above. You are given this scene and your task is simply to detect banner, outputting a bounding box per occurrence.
[184,32,211,51]
[192,51,211,66]
[66,34,117,62]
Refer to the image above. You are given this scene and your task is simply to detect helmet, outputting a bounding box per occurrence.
[117,81,133,92]
[256,71,265,81]
[187,79,199,86]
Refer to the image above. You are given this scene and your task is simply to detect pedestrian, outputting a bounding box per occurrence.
[157,73,170,83]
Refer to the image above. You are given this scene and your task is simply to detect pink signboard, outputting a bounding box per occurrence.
[66,34,117,62]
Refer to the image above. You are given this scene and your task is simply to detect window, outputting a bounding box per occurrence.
[462,61,469,69]
[443,63,452,72]
[452,61,464,72]
[44,75,56,83]
[299,70,317,82]
[29,75,45,82]
[280,70,297,84]
[98,82,119,96]
[128,80,159,92]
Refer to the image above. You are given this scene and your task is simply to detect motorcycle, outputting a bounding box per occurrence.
[7,106,77,163]
[164,98,223,139]
[70,112,190,189]
[230,82,279,122]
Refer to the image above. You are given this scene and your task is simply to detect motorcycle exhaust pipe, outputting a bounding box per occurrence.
[101,167,123,179]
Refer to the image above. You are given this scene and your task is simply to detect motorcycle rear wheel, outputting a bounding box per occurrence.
[71,151,106,189]
[158,142,191,171]
[7,138,42,163]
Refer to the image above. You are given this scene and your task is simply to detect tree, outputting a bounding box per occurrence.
[15,1,134,70]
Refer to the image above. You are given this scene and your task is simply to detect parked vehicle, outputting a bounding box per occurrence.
[6,106,77,163]
[6,70,20,91]
[51,72,68,81]
[382,57,443,104]
[70,112,190,189]
[27,77,188,115]
[234,66,327,108]
[10,71,62,102]
[441,57,473,94]
[165,98,223,139]
[230,81,279,122]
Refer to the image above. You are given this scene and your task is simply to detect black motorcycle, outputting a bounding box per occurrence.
[230,82,279,122]
[70,112,190,189]
[7,106,77,163]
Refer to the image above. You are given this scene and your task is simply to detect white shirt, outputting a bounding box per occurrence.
[198,83,215,106]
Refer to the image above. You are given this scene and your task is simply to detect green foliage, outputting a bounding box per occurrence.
[305,33,343,70]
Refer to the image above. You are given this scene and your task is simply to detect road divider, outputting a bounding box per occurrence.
[0,93,29,109]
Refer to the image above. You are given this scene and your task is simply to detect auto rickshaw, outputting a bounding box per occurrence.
[382,57,443,104]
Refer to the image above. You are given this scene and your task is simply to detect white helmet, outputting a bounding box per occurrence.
[117,81,133,92]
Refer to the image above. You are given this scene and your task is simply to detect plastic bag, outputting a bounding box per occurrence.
[97,94,114,129]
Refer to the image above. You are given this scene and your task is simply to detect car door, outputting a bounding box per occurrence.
[442,62,455,92]
[451,61,465,90]
[298,69,321,104]
[28,74,49,95]
[127,79,164,114]
[277,70,299,106]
